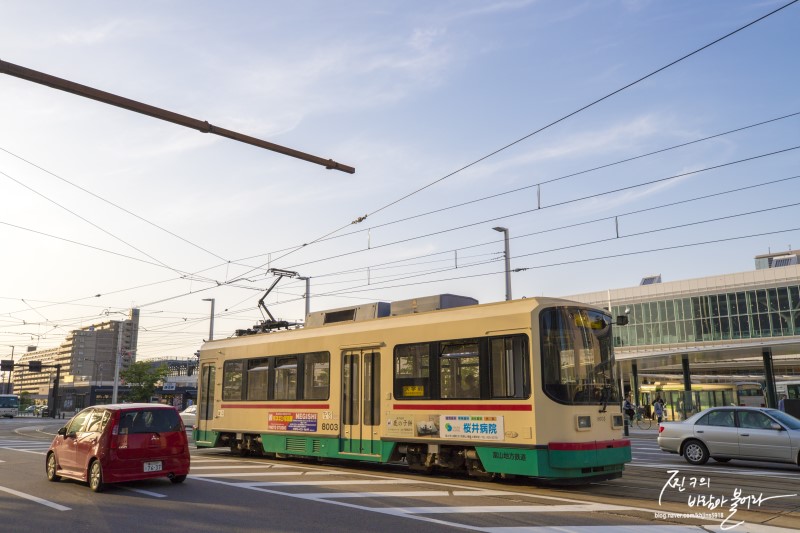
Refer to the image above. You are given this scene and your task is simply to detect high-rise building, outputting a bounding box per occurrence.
[15,309,139,413]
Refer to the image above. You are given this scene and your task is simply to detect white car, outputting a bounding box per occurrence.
[657,406,800,466]
[179,405,197,428]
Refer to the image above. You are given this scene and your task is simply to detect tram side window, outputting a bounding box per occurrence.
[247,358,270,401]
[303,352,330,400]
[274,356,298,400]
[222,360,245,401]
[394,343,431,399]
[440,341,480,399]
[490,336,529,399]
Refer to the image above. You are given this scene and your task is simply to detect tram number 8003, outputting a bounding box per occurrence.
[321,423,339,431]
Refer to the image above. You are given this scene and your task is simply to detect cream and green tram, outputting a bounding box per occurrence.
[194,295,631,482]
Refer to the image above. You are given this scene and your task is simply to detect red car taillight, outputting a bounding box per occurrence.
[658,425,665,434]
[109,413,120,449]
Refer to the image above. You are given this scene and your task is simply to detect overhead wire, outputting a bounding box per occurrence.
[315,227,800,298]
[279,146,800,270]
[232,0,799,275]
[0,168,206,280]
[247,111,800,249]
[7,3,799,349]
[0,145,231,263]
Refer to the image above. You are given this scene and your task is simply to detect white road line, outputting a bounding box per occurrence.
[629,462,800,478]
[300,489,518,499]
[483,527,705,532]
[189,464,300,470]
[189,476,686,532]
[244,479,422,487]
[388,504,635,514]
[0,446,47,455]
[191,471,339,478]
[0,485,71,511]
[304,490,455,499]
[119,486,167,498]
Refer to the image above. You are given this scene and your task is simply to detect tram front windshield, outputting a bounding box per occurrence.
[540,307,619,405]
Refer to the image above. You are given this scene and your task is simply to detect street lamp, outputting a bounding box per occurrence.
[493,227,512,301]
[202,298,215,341]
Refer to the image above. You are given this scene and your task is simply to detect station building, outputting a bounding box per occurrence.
[567,250,800,419]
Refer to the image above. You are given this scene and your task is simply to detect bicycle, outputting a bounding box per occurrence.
[628,407,652,430]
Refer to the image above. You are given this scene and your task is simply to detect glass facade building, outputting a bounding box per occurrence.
[610,284,800,348]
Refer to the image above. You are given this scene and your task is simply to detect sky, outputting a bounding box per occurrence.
[0,0,798,362]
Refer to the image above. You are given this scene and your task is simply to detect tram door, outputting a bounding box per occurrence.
[340,350,381,455]
[196,364,216,442]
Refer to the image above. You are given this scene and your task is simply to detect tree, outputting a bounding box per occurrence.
[119,362,169,403]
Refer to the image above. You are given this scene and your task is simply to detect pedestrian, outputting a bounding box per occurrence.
[623,394,635,421]
[778,394,787,412]
[653,396,664,424]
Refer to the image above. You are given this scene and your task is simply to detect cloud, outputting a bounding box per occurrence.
[56,20,123,45]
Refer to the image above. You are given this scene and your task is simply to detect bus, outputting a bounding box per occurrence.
[0,394,19,418]
[194,295,631,483]
[638,381,764,421]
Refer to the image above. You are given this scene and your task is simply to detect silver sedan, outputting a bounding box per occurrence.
[657,406,800,466]
[179,404,197,428]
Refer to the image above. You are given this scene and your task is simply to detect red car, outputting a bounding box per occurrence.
[46,403,190,492]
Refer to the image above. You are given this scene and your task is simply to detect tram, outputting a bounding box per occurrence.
[194,295,631,483]
[638,381,764,421]
[776,380,800,400]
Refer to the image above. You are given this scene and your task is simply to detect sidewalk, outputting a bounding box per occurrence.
[625,425,659,439]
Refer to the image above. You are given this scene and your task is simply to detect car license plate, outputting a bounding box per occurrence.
[143,461,162,472]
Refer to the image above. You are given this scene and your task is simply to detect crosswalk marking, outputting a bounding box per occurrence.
[191,470,339,478]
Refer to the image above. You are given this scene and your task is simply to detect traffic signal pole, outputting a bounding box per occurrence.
[50,364,61,418]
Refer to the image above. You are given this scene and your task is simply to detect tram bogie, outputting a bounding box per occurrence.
[193,295,632,483]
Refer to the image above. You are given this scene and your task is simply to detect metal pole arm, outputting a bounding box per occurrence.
[0,59,355,174]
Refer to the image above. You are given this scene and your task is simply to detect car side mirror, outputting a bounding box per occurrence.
[770,423,783,431]
[57,427,67,436]
[616,316,629,326]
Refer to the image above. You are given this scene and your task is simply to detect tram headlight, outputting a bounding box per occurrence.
[576,415,592,431]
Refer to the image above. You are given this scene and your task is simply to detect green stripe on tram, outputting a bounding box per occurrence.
[476,445,631,479]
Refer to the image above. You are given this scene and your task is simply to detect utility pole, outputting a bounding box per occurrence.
[5,346,13,393]
[112,321,124,403]
[202,298,215,341]
[298,277,311,319]
[493,227,512,301]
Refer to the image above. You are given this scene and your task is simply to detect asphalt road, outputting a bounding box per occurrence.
[1,417,798,532]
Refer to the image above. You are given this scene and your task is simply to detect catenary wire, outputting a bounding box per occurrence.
[238,1,799,273]
[277,146,800,270]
